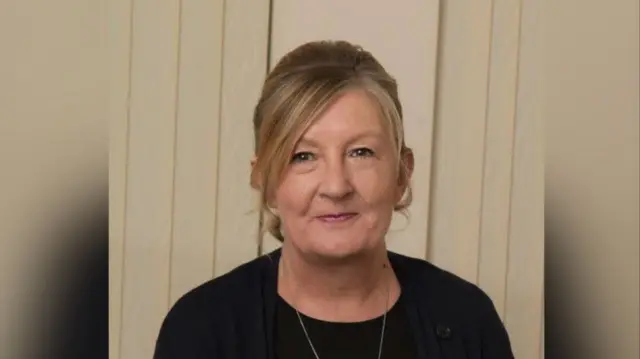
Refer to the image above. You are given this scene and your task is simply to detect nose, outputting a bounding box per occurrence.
[318,156,354,200]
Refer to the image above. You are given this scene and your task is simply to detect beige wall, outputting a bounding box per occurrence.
[109,1,544,359]
[1,0,106,357]
[432,1,543,357]
[545,0,639,358]
[109,1,269,358]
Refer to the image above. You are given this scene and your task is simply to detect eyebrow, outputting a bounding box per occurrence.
[297,131,385,147]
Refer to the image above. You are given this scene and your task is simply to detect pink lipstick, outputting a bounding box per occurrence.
[317,212,358,222]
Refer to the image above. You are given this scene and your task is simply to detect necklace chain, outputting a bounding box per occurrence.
[292,266,391,359]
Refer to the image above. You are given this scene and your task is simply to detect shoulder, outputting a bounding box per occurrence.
[392,253,504,324]
[154,255,271,358]
[390,252,514,357]
[390,251,495,314]
[167,254,269,317]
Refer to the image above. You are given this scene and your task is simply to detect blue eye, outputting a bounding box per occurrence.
[290,152,315,163]
[349,147,375,158]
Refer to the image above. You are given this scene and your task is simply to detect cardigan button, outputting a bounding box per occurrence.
[436,324,452,339]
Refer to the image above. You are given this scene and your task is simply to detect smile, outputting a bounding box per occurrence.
[316,212,359,223]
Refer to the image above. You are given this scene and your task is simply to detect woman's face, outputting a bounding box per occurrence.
[273,90,411,261]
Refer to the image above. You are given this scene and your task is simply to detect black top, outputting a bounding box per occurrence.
[276,294,418,359]
[154,249,515,359]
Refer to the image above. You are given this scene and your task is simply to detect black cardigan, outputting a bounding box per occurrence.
[154,249,515,359]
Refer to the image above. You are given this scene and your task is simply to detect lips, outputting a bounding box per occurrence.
[316,212,358,222]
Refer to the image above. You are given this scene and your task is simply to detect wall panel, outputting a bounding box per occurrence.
[429,0,544,357]
[428,0,493,283]
[213,0,270,276]
[477,0,521,318]
[118,0,181,358]
[169,0,224,304]
[108,0,132,356]
[504,0,544,356]
[109,2,271,358]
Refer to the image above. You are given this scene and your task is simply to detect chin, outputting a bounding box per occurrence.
[302,233,378,262]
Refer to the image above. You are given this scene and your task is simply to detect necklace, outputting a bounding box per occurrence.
[292,264,391,359]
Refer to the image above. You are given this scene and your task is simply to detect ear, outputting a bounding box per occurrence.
[397,148,414,197]
[250,156,279,210]
[403,148,414,180]
[250,156,260,190]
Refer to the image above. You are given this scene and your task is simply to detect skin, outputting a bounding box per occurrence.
[255,89,414,322]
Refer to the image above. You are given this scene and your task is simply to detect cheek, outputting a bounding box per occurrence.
[352,164,399,205]
[274,173,316,215]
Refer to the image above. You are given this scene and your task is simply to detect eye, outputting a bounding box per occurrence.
[349,147,375,158]
[290,151,316,163]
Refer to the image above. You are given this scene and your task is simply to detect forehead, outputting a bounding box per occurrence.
[302,90,385,140]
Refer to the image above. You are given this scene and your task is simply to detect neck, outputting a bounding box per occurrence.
[278,242,399,322]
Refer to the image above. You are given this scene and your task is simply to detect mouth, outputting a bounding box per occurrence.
[316,212,359,223]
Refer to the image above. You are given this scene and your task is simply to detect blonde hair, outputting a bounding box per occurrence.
[251,40,412,242]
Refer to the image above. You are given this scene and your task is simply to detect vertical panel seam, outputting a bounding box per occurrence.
[476,0,496,286]
[423,0,442,261]
[117,0,136,357]
[258,0,274,257]
[212,0,227,277]
[502,0,525,326]
[538,287,544,358]
[167,0,184,309]
[425,0,447,262]
[265,0,274,74]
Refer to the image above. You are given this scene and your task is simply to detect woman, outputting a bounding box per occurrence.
[154,40,514,359]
